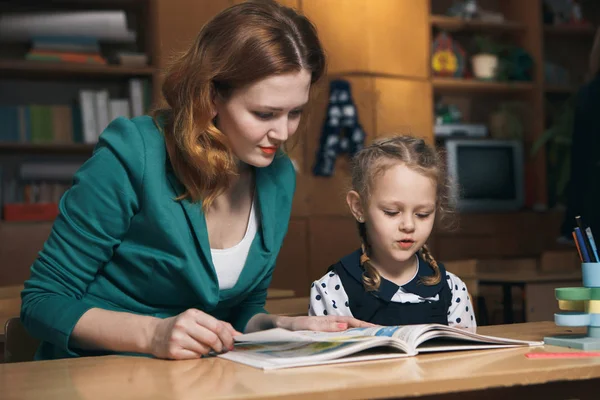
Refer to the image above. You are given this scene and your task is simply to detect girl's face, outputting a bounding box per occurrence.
[351,163,437,267]
[213,69,311,168]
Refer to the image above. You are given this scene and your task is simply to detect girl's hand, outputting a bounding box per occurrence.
[149,309,241,360]
[274,315,375,332]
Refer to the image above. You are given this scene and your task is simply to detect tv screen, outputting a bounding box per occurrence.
[457,147,516,200]
[445,139,524,212]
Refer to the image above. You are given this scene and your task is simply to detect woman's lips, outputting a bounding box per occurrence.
[259,146,278,155]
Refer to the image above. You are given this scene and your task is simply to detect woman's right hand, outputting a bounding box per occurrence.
[149,309,241,360]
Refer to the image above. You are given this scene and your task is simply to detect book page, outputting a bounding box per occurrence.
[275,325,429,344]
[411,325,545,349]
[220,338,413,370]
[235,326,425,344]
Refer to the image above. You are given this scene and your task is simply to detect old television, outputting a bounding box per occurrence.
[444,139,525,212]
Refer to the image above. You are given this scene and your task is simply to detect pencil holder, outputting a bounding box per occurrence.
[545,262,600,349]
[582,263,600,287]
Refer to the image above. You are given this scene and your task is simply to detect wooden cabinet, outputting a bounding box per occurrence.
[272,218,310,296]
[152,0,231,69]
[366,0,429,78]
[303,0,429,78]
[302,0,370,74]
[374,78,433,141]
[307,216,360,282]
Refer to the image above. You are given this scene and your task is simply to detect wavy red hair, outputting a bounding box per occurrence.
[153,0,325,208]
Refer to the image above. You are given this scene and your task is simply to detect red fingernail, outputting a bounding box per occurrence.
[337,323,348,329]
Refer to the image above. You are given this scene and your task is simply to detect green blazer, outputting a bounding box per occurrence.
[20,116,296,360]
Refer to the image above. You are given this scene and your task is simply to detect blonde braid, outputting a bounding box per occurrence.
[357,222,381,291]
[420,244,441,285]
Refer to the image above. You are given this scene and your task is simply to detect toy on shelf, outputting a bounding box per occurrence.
[446,0,505,23]
[545,216,600,350]
[543,0,592,27]
[431,32,466,78]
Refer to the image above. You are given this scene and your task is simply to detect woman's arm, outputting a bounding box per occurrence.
[21,118,146,356]
[72,307,239,359]
[21,118,237,358]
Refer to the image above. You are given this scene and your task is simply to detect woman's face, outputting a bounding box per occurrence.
[213,69,311,168]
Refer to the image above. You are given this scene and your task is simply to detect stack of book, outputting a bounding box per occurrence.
[26,36,106,65]
[0,10,137,64]
[2,162,82,221]
[0,78,150,145]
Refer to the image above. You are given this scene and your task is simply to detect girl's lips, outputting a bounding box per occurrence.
[259,146,277,155]
[397,240,415,250]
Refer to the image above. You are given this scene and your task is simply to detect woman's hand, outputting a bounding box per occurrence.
[149,309,241,360]
[274,315,375,332]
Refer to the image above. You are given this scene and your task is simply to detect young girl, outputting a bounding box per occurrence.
[309,136,476,331]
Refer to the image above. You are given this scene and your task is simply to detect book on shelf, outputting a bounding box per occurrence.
[25,50,107,65]
[31,36,101,54]
[0,104,80,144]
[0,79,148,146]
[0,11,136,43]
[25,35,107,65]
[219,324,543,370]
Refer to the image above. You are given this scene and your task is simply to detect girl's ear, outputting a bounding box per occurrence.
[346,190,365,223]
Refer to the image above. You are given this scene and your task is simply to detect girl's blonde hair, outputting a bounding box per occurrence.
[350,135,454,291]
[153,0,325,209]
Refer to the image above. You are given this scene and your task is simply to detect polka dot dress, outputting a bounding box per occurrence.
[308,271,477,332]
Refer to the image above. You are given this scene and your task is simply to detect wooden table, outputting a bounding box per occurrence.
[2,322,599,399]
[478,271,582,324]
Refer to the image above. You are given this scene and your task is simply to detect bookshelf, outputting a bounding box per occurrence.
[0,59,156,78]
[544,85,577,94]
[544,25,596,37]
[432,77,534,93]
[0,0,156,225]
[0,143,95,155]
[430,0,547,208]
[430,15,526,33]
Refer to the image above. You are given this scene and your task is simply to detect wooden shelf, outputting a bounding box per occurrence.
[430,15,526,33]
[0,143,95,155]
[544,25,596,36]
[544,85,577,94]
[432,78,534,93]
[0,60,156,78]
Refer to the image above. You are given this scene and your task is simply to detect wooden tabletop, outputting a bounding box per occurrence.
[1,322,599,399]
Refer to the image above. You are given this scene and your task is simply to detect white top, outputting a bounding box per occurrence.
[211,199,258,290]
[309,260,477,332]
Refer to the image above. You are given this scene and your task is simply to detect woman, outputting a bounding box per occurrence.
[21,0,369,361]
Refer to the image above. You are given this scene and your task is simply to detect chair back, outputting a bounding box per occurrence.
[4,317,39,363]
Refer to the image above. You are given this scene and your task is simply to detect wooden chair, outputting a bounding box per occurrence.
[3,317,39,363]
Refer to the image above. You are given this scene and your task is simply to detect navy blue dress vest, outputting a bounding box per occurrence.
[328,249,452,326]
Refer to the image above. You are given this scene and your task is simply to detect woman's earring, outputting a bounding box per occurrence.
[358,216,364,223]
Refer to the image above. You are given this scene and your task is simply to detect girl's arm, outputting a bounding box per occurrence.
[244,272,367,332]
[446,272,477,332]
[308,272,353,317]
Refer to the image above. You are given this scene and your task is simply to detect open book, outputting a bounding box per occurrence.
[218,324,543,370]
